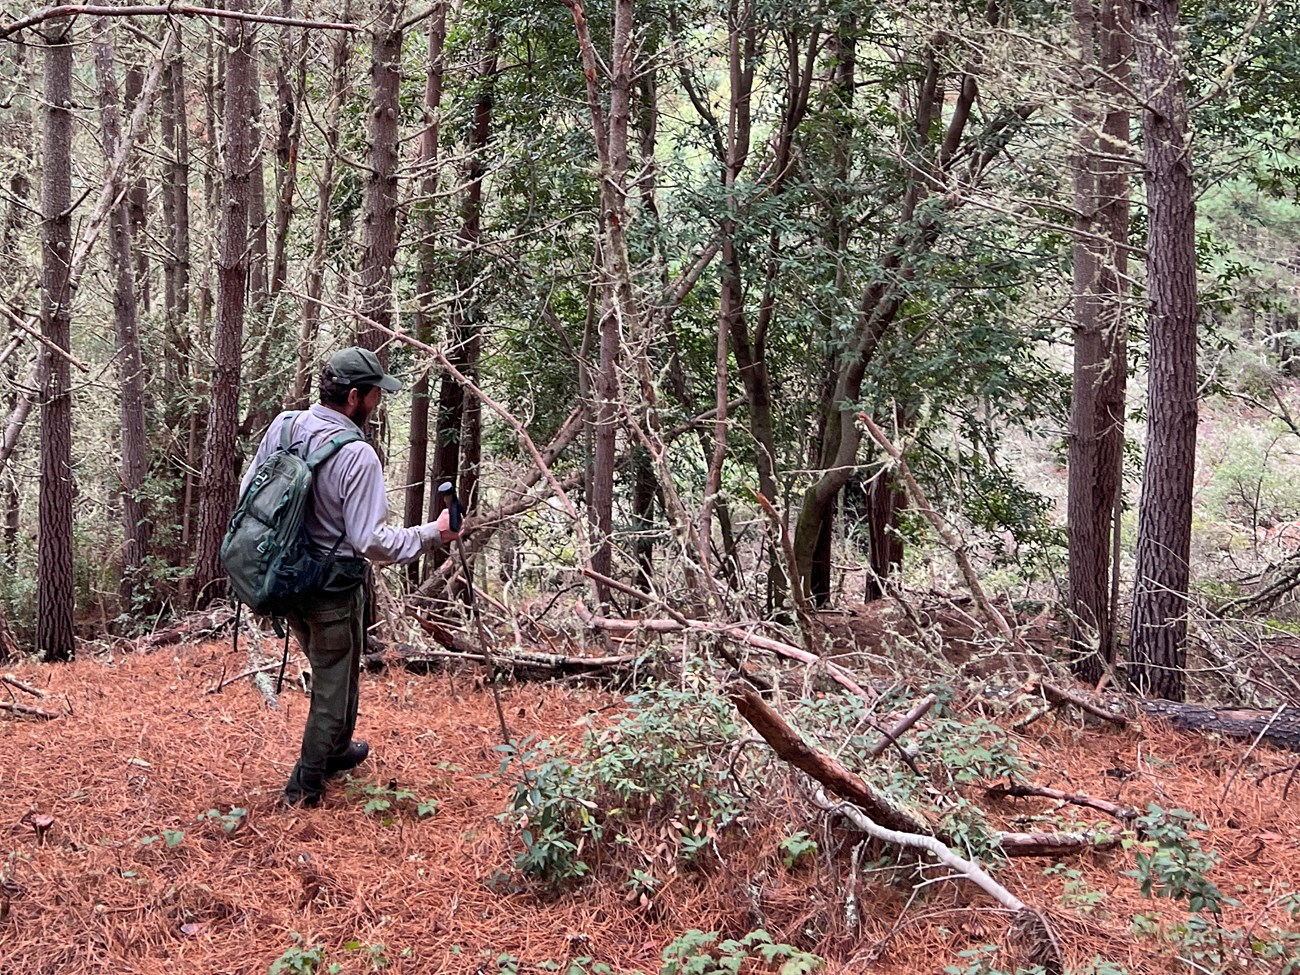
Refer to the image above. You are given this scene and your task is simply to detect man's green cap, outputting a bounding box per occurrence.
[328,346,403,393]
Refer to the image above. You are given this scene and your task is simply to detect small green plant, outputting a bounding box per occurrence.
[269,935,326,975]
[342,940,390,971]
[779,831,818,870]
[140,829,185,849]
[660,928,821,975]
[1043,864,1106,914]
[350,782,437,820]
[198,807,248,834]
[1128,805,1232,914]
[943,943,1045,975]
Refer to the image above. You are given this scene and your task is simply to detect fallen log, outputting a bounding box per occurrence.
[371,640,637,677]
[2,673,44,698]
[1136,700,1300,752]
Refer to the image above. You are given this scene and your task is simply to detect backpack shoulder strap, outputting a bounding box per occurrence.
[304,430,365,471]
[278,411,302,453]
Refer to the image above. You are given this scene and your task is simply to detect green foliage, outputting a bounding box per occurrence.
[498,674,750,888]
[1128,805,1232,914]
[348,782,438,821]
[660,929,821,975]
[778,831,818,871]
[198,807,247,834]
[269,935,326,975]
[139,829,185,849]
[942,943,1044,975]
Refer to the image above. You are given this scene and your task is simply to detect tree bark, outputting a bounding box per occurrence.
[355,0,403,356]
[403,1,448,568]
[429,25,499,544]
[192,0,255,607]
[93,21,154,616]
[1069,0,1132,683]
[1128,0,1197,701]
[37,16,76,661]
[122,61,151,314]
[269,0,303,297]
[292,0,352,407]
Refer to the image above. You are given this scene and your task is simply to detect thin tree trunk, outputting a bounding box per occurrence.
[93,22,153,616]
[246,28,269,313]
[356,0,403,355]
[269,0,303,296]
[1128,0,1197,701]
[123,62,151,314]
[37,16,76,661]
[1069,0,1132,682]
[193,0,255,607]
[292,0,352,406]
[403,1,448,554]
[429,26,499,542]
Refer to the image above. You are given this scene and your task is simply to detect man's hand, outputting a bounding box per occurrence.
[434,506,462,543]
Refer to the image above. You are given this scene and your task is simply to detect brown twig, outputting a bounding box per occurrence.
[206,661,283,695]
[867,693,936,758]
[753,490,820,656]
[1036,679,1131,728]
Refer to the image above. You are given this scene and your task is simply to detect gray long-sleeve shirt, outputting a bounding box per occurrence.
[240,405,441,565]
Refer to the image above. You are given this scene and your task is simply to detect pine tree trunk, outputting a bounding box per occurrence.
[293,0,352,407]
[356,0,403,356]
[1069,0,1132,683]
[246,30,269,314]
[404,2,448,550]
[269,0,303,297]
[1128,0,1197,701]
[37,16,76,661]
[429,27,499,547]
[94,23,153,617]
[123,62,151,315]
[192,4,255,607]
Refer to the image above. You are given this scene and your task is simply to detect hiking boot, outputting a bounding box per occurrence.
[281,787,323,809]
[325,740,369,778]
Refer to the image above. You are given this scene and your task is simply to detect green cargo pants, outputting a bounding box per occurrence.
[283,582,366,804]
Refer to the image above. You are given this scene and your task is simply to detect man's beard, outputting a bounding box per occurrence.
[346,400,374,428]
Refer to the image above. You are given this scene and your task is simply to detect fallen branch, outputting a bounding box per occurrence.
[994,830,1120,858]
[1015,679,1130,732]
[812,789,1063,973]
[858,412,1016,644]
[986,782,1137,824]
[576,602,877,703]
[2,674,45,698]
[205,661,282,695]
[378,641,637,676]
[868,693,936,758]
[0,700,59,720]
[732,688,935,835]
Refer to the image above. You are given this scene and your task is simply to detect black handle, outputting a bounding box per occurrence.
[437,480,463,533]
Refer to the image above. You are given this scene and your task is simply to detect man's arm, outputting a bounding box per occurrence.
[338,447,458,564]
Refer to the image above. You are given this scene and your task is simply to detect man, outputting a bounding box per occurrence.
[240,346,460,808]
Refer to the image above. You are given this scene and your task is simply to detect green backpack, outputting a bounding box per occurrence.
[220,412,363,616]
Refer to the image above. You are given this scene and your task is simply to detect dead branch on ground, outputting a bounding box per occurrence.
[0,700,59,720]
[985,782,1138,824]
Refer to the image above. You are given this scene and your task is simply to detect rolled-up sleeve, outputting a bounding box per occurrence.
[337,447,442,565]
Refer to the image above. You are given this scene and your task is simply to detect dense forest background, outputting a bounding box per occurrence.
[2,0,1300,690]
[6,4,1300,973]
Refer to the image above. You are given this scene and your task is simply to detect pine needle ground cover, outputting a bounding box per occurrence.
[2,641,1298,975]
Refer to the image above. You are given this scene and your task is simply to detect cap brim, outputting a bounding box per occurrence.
[377,375,403,393]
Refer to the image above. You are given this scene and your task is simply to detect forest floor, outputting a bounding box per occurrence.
[2,617,1300,975]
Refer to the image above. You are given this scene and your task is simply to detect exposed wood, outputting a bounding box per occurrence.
[2,674,44,697]
[206,660,281,694]
[1019,678,1131,730]
[995,830,1120,858]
